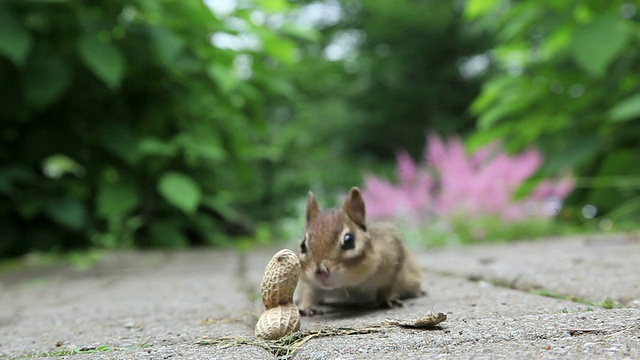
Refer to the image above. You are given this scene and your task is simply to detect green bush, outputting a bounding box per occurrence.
[292,0,493,163]
[465,0,640,226]
[0,0,315,256]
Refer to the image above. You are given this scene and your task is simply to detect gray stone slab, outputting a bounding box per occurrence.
[22,344,274,360]
[18,344,275,360]
[244,240,640,359]
[293,272,640,359]
[423,234,640,307]
[293,309,639,359]
[0,250,267,359]
[2,236,640,359]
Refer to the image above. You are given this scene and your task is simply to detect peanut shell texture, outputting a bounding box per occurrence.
[260,249,301,309]
[254,303,301,340]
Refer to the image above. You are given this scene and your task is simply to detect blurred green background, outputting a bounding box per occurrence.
[1,0,639,258]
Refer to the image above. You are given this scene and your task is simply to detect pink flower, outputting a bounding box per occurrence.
[360,134,574,226]
[396,150,417,187]
[362,176,400,219]
[425,133,447,168]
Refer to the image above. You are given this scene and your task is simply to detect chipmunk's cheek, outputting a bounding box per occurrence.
[325,267,350,287]
[339,266,368,287]
[341,274,359,287]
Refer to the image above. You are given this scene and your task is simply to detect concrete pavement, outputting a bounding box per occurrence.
[1,233,639,359]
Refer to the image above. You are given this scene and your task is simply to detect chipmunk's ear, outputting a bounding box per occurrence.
[342,187,366,230]
[306,191,320,223]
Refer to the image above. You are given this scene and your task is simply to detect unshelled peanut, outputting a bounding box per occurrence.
[254,303,301,340]
[255,249,302,340]
[260,249,300,309]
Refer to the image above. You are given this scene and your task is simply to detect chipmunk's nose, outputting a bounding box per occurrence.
[315,266,330,282]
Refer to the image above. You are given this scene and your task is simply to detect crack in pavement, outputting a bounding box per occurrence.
[423,268,624,310]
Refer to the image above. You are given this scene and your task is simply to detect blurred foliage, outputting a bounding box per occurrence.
[293,0,492,163]
[401,216,577,248]
[341,0,492,160]
[3,0,637,258]
[0,0,319,257]
[465,0,640,227]
[275,0,494,206]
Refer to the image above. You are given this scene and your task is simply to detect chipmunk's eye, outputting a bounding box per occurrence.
[300,237,307,254]
[341,232,355,250]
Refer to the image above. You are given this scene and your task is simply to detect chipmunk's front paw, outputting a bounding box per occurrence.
[298,307,323,316]
[384,298,404,308]
[296,298,323,316]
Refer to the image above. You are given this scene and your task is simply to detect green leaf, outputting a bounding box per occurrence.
[607,195,640,223]
[207,63,238,95]
[540,24,571,61]
[499,3,542,42]
[464,0,499,20]
[570,15,629,78]
[202,193,238,221]
[44,198,87,230]
[41,154,84,178]
[77,34,125,89]
[608,92,640,123]
[585,150,640,213]
[255,0,289,12]
[544,135,601,173]
[470,75,517,115]
[0,10,32,65]
[280,24,321,42]
[256,75,295,98]
[138,137,178,157]
[96,181,140,219]
[23,54,71,107]
[466,126,510,152]
[149,26,184,63]
[175,132,226,161]
[157,172,202,214]
[476,80,544,129]
[98,123,139,164]
[263,35,296,64]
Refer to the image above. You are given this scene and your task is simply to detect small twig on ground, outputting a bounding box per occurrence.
[605,322,640,338]
[196,312,447,357]
[565,322,640,337]
[565,328,606,336]
[196,327,384,357]
[382,312,447,329]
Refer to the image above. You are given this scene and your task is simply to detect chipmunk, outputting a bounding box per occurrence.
[297,187,424,315]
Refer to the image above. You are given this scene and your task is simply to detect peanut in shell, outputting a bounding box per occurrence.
[254,303,301,340]
[260,249,301,309]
